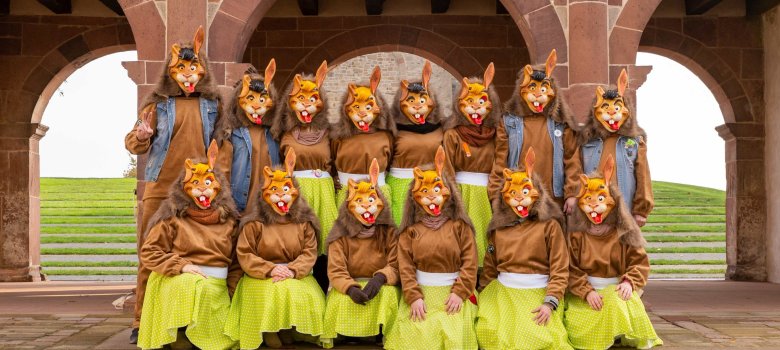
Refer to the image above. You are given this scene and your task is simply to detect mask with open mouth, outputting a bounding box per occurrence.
[458,63,495,126]
[501,147,540,219]
[412,146,450,216]
[262,149,299,216]
[519,49,557,115]
[578,155,617,225]
[594,68,630,133]
[400,61,436,125]
[346,158,384,226]
[344,66,382,132]
[168,26,206,96]
[239,59,276,126]
[288,60,327,125]
[183,140,221,210]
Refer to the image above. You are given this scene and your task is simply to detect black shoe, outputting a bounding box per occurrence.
[129,328,139,344]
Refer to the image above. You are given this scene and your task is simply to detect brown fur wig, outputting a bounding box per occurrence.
[488,173,564,233]
[140,42,220,109]
[392,80,446,127]
[330,88,396,140]
[143,165,238,238]
[215,67,278,146]
[575,92,646,146]
[567,171,645,248]
[326,183,396,247]
[502,64,572,124]
[444,78,502,130]
[270,73,331,141]
[399,164,473,233]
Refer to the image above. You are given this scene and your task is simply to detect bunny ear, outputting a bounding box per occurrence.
[545,49,557,77]
[520,65,533,87]
[315,60,328,87]
[290,74,303,96]
[594,86,606,107]
[369,66,381,94]
[184,159,195,182]
[400,80,410,101]
[422,60,432,90]
[284,148,297,177]
[239,74,252,98]
[483,62,495,88]
[577,174,589,198]
[265,58,277,86]
[434,145,446,176]
[169,43,181,67]
[458,77,470,99]
[501,168,514,192]
[207,140,219,169]
[369,158,379,187]
[603,154,615,186]
[524,147,536,177]
[192,25,205,56]
[617,68,629,97]
[262,166,274,188]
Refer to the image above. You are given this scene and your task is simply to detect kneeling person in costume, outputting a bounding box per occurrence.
[225,149,326,349]
[564,156,662,349]
[476,148,572,350]
[321,158,401,348]
[138,141,241,350]
[385,146,479,350]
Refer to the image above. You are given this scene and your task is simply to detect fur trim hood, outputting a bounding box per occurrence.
[330,89,397,140]
[445,77,502,130]
[326,186,396,244]
[488,173,564,233]
[576,93,646,145]
[270,72,331,140]
[140,42,220,108]
[502,63,571,124]
[215,67,278,146]
[399,164,473,233]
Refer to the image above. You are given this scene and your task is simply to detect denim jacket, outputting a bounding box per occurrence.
[581,136,639,211]
[230,126,280,212]
[502,113,566,197]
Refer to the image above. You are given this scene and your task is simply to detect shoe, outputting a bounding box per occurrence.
[129,328,139,344]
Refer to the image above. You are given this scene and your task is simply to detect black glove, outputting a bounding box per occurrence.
[362,273,387,300]
[347,286,369,305]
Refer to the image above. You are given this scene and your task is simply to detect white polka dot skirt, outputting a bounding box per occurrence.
[321,282,401,348]
[458,183,492,267]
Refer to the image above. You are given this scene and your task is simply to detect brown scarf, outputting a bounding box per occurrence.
[586,222,612,236]
[421,215,449,230]
[455,125,496,147]
[356,225,376,239]
[186,206,221,225]
[292,127,326,146]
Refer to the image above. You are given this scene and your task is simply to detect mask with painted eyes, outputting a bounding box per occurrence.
[578,155,617,225]
[262,149,299,215]
[412,146,450,216]
[346,159,384,225]
[288,60,327,124]
[519,49,557,114]
[183,140,221,209]
[344,66,382,132]
[458,63,495,126]
[501,148,539,219]
[239,59,276,125]
[168,26,206,95]
[594,68,630,132]
[400,61,436,125]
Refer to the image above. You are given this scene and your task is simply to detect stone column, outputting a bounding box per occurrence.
[765,6,780,283]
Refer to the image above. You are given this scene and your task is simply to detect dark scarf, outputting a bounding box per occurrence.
[292,127,326,145]
[455,125,496,147]
[186,206,221,225]
[421,215,449,230]
[356,225,377,239]
[397,122,441,134]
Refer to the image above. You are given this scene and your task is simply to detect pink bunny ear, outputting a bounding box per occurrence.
[315,60,328,87]
[617,68,629,97]
[369,66,381,95]
[284,148,297,177]
[603,155,615,186]
[434,145,446,176]
[545,49,557,77]
[483,62,495,88]
[421,60,432,90]
[192,26,205,56]
[524,147,535,177]
[369,158,379,187]
[207,140,219,170]
[265,59,277,86]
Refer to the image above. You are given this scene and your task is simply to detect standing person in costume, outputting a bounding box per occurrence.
[564,156,662,349]
[124,26,221,343]
[215,60,281,215]
[321,159,401,349]
[270,60,336,290]
[388,61,445,226]
[331,66,395,205]
[476,148,572,350]
[442,62,501,266]
[575,69,653,227]
[225,149,326,350]
[489,49,581,217]
[385,146,479,350]
[137,141,241,350]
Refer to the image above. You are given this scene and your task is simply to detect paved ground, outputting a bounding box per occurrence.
[1,280,778,349]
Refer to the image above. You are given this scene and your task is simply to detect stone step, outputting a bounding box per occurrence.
[41,224,136,227]
[649,253,725,261]
[41,243,136,249]
[645,222,724,227]
[650,264,726,270]
[646,242,725,248]
[42,266,134,271]
[649,274,725,279]
[46,275,137,281]
[42,255,138,262]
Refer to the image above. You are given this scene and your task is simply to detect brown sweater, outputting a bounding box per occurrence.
[568,229,650,299]
[237,221,318,279]
[488,115,582,202]
[442,129,495,175]
[327,226,399,294]
[391,129,444,169]
[593,134,654,217]
[397,219,478,305]
[140,215,242,292]
[218,125,274,215]
[125,98,209,200]
[332,131,393,175]
[280,128,332,172]
[480,219,569,300]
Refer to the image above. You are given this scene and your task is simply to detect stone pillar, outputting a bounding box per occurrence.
[566,0,610,122]
[717,123,767,281]
[763,6,780,283]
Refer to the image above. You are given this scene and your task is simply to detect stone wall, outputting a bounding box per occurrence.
[763,6,780,283]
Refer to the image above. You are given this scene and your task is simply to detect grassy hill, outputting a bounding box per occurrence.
[39,178,726,281]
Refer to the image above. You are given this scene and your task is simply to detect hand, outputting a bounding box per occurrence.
[135,111,154,141]
[362,273,386,300]
[586,290,603,311]
[633,214,647,227]
[346,286,369,305]
[444,293,463,315]
[531,303,552,326]
[617,280,633,301]
[182,264,208,278]
[410,299,426,321]
[563,197,577,215]
[271,265,294,283]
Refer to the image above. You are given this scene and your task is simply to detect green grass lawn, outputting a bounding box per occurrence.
[42,225,136,234]
[41,235,137,244]
[42,216,137,224]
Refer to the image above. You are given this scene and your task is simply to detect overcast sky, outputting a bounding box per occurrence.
[39,51,726,190]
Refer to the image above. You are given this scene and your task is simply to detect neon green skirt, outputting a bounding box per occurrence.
[458,183,492,266]
[386,174,413,226]
[138,272,235,350]
[224,274,326,350]
[385,285,478,350]
[297,176,338,255]
[321,282,401,348]
[563,286,663,349]
[476,281,572,350]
